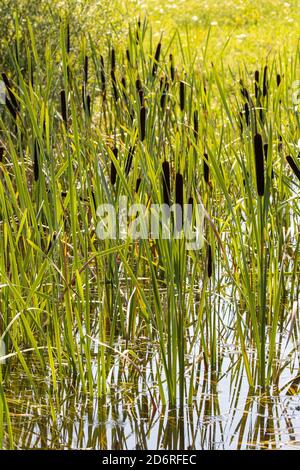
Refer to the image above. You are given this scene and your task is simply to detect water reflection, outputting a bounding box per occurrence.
[3,362,300,449]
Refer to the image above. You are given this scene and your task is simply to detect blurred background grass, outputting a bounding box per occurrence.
[0,0,299,69]
[123,0,300,65]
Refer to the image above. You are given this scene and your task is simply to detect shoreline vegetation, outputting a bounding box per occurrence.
[0,1,300,450]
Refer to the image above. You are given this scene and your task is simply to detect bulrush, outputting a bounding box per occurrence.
[135,177,141,193]
[253,133,265,196]
[263,143,268,161]
[66,23,70,54]
[136,78,144,106]
[276,74,281,87]
[140,106,146,141]
[84,55,88,85]
[240,80,250,102]
[2,73,18,111]
[162,160,170,206]
[60,89,67,126]
[207,244,213,278]
[175,172,183,231]
[33,140,39,181]
[254,70,260,99]
[203,153,209,183]
[121,76,128,105]
[160,79,169,109]
[152,41,161,76]
[193,110,199,140]
[126,48,131,65]
[244,102,250,126]
[169,54,175,81]
[263,65,268,97]
[100,55,106,96]
[179,80,185,112]
[286,155,300,181]
[111,69,118,101]
[111,47,116,71]
[110,147,118,185]
[86,95,91,117]
[125,146,135,176]
[187,196,193,224]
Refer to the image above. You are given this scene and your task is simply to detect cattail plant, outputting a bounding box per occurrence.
[110,147,118,185]
[193,110,199,141]
[263,143,268,160]
[244,102,250,126]
[135,177,141,192]
[86,95,91,117]
[111,69,118,101]
[140,106,146,141]
[169,54,175,81]
[254,70,260,99]
[136,78,144,106]
[66,23,70,54]
[175,172,183,231]
[84,55,88,85]
[33,139,39,181]
[179,80,185,112]
[207,244,213,278]
[125,146,135,176]
[286,155,300,181]
[0,146,4,163]
[276,73,281,87]
[2,73,18,111]
[100,55,106,97]
[126,48,131,65]
[240,80,250,102]
[162,160,170,206]
[263,65,268,97]
[111,47,116,71]
[152,41,161,76]
[253,133,265,196]
[60,89,67,126]
[160,78,169,109]
[187,196,193,225]
[203,153,209,183]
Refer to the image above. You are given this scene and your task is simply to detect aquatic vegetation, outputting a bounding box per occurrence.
[0,14,300,450]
